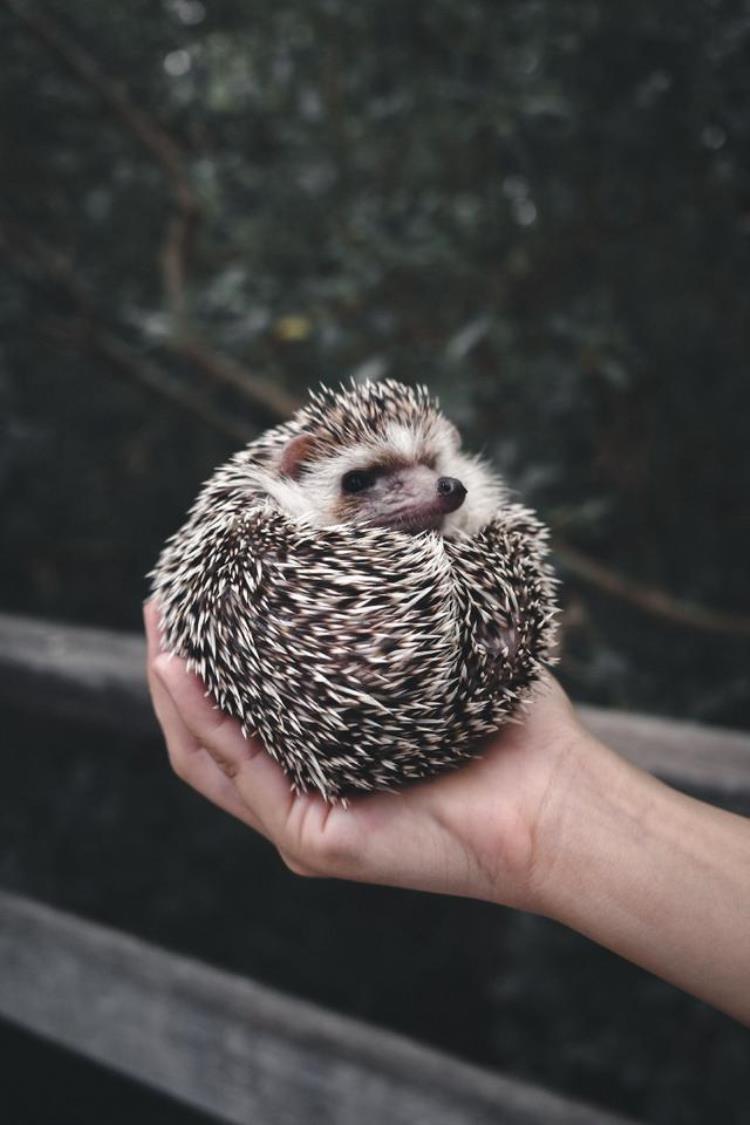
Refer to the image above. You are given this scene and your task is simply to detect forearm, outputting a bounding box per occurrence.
[534,732,750,1025]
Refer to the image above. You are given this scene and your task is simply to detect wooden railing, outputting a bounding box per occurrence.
[0,889,635,1125]
[2,610,749,1123]
[2,611,749,798]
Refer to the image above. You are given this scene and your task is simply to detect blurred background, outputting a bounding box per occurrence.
[1,0,749,1122]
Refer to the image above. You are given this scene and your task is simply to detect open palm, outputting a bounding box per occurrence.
[145,601,583,910]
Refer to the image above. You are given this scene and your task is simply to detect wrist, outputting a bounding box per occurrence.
[525,726,658,921]
[493,706,750,1023]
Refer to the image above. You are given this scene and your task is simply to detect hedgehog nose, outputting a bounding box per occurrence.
[436,476,467,512]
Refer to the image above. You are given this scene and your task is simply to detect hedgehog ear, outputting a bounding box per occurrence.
[446,422,462,450]
[279,433,315,479]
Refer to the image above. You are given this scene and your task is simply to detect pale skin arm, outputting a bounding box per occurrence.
[144,602,750,1026]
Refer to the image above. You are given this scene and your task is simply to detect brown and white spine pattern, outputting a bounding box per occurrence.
[151,381,558,801]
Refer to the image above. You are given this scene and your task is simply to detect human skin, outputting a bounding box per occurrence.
[144,602,750,1026]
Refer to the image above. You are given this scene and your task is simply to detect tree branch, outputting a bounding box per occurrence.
[5,0,299,423]
[80,326,252,443]
[2,0,195,214]
[3,0,198,323]
[174,336,302,423]
[0,222,250,442]
[555,539,750,639]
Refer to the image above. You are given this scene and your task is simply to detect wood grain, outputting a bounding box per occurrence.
[0,890,638,1125]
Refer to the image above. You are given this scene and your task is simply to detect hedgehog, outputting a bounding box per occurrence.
[151,379,558,801]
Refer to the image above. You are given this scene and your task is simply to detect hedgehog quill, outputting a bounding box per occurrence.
[152,380,558,801]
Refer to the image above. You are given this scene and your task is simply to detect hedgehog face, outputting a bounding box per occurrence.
[273,415,490,534]
[244,381,506,537]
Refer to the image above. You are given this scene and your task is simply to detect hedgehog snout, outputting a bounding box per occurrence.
[436,476,467,514]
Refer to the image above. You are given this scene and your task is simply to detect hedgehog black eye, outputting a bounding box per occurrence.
[341,469,375,494]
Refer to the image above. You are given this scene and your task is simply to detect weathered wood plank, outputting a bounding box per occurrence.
[0,612,150,734]
[0,890,638,1125]
[1,611,749,796]
[580,706,750,797]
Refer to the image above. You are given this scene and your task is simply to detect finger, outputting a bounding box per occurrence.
[146,602,322,873]
[154,649,447,882]
[152,651,294,839]
[144,598,163,660]
[280,786,454,890]
[154,668,268,834]
[178,741,269,832]
[152,650,264,760]
[153,666,267,833]
[144,605,268,834]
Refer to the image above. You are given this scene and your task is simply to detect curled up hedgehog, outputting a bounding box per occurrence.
[151,380,558,801]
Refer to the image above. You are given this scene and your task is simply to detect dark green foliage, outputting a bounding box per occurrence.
[1,3,750,1118]
[2,0,749,721]
[2,0,749,724]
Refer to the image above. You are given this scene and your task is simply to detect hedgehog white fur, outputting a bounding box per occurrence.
[152,380,558,800]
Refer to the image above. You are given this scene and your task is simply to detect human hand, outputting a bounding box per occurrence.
[146,598,750,1023]
[144,600,591,912]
